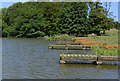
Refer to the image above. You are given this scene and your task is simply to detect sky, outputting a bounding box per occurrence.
[0,0,119,22]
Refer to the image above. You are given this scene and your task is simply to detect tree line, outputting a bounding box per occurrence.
[1,2,120,38]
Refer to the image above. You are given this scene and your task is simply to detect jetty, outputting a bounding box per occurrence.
[49,45,91,50]
[60,54,120,65]
[56,41,81,45]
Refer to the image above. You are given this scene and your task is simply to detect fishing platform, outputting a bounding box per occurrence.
[48,45,91,50]
[56,41,81,45]
[60,53,120,65]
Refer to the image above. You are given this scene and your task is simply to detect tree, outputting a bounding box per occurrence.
[1,8,10,37]
[2,2,47,37]
[88,1,115,35]
[57,2,88,36]
[37,0,51,2]
[114,21,120,30]
[88,1,104,35]
[102,2,116,35]
[41,2,62,35]
[2,1,118,38]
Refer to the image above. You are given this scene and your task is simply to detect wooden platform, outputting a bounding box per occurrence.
[49,45,91,50]
[60,54,120,65]
[56,41,81,45]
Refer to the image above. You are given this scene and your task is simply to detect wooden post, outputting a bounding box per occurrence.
[65,44,69,50]
[82,48,86,50]
[83,44,86,50]
[65,47,69,50]
[49,46,53,49]
[49,44,53,49]
[60,53,65,64]
[60,60,65,64]
[96,55,102,65]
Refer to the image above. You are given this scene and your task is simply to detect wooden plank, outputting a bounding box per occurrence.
[56,41,81,45]
[60,54,97,61]
[49,45,91,48]
[48,45,91,50]
[60,54,120,64]
[101,56,120,61]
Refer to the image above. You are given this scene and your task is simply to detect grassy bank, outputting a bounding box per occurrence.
[92,46,119,56]
[45,34,74,41]
[96,29,118,45]
[91,29,119,56]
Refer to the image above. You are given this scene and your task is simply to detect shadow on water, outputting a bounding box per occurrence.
[60,64,118,70]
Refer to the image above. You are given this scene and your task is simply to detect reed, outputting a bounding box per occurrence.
[92,46,119,56]
[45,36,53,40]
[45,34,73,41]
[53,34,73,41]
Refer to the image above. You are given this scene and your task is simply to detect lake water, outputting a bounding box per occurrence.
[2,38,119,79]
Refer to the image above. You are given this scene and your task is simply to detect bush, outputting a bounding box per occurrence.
[26,31,46,38]
[53,34,73,41]
[2,30,9,37]
[33,31,46,37]
[92,46,118,56]
[45,36,53,40]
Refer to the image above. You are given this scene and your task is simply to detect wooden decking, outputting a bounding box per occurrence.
[60,54,120,65]
[56,41,81,45]
[49,45,91,50]
[48,37,119,65]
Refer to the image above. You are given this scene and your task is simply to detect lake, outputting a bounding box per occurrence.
[2,38,118,79]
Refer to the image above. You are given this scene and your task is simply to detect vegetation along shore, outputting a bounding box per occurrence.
[1,1,120,57]
[1,2,119,38]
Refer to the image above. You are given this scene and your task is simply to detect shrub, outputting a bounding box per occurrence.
[92,46,118,56]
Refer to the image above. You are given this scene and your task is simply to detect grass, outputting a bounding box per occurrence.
[45,34,73,41]
[53,34,73,41]
[45,36,53,40]
[46,29,119,56]
[92,46,119,56]
[45,29,119,43]
[91,29,119,56]
[95,29,118,45]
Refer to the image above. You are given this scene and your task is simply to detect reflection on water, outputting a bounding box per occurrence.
[2,38,118,79]
[60,64,118,69]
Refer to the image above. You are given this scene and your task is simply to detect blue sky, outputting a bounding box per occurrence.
[1,1,119,22]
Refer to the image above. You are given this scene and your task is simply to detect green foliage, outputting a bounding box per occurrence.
[91,29,118,56]
[2,2,63,37]
[72,39,77,42]
[57,2,89,36]
[45,36,53,40]
[52,34,73,41]
[97,29,118,45]
[88,34,97,39]
[43,2,62,35]
[1,2,119,38]
[114,21,120,30]
[44,34,73,41]
[88,2,116,35]
[92,46,118,56]
[96,48,118,56]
